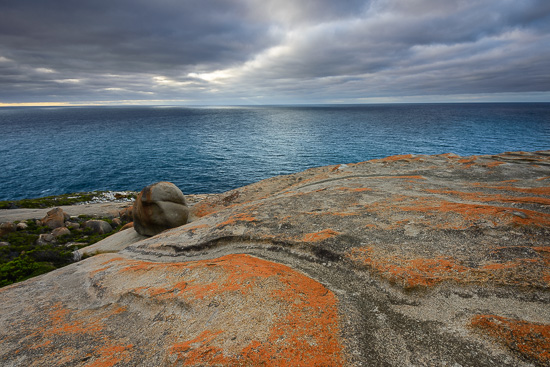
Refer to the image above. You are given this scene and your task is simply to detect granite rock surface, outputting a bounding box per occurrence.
[1,151,549,366]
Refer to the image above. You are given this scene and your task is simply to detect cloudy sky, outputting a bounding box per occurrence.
[1,0,549,106]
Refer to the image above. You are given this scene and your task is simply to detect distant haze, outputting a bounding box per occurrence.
[1,0,549,106]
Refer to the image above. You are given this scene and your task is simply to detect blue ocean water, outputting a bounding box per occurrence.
[1,103,549,201]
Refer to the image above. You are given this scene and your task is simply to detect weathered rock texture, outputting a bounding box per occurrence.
[40,207,66,229]
[1,151,549,366]
[133,181,189,236]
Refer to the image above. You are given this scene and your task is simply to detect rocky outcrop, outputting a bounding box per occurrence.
[133,181,189,236]
[0,151,549,366]
[40,207,66,229]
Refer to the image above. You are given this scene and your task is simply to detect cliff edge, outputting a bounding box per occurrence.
[1,151,549,366]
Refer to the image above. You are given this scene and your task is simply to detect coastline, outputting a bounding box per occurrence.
[1,151,549,366]
[0,193,213,223]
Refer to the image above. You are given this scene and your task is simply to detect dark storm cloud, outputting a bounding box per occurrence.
[0,0,549,104]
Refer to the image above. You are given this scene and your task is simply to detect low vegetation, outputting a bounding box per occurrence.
[0,215,131,287]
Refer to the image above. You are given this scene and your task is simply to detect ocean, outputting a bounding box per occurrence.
[1,103,549,201]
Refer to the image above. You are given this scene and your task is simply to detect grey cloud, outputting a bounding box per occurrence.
[0,0,549,104]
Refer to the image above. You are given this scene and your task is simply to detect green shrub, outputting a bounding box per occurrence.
[0,212,131,287]
[0,256,56,287]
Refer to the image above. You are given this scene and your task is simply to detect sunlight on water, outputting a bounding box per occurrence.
[0,104,549,200]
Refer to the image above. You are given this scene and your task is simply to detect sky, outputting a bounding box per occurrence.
[0,0,549,106]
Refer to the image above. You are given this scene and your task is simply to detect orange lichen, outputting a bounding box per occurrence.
[497,186,550,196]
[458,157,477,164]
[373,154,415,162]
[191,201,221,218]
[46,303,103,335]
[471,315,550,365]
[485,161,505,168]
[395,175,426,180]
[87,344,134,367]
[8,300,134,366]
[184,223,210,233]
[169,331,229,365]
[303,211,358,217]
[301,229,341,242]
[336,187,373,192]
[216,212,258,228]
[159,254,345,366]
[457,156,477,168]
[471,183,550,196]
[424,188,550,206]
[397,197,550,227]
[347,248,468,288]
[348,247,550,289]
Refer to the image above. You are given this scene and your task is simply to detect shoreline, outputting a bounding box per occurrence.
[0,193,214,223]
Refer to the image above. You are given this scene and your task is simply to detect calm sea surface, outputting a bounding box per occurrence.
[1,103,549,201]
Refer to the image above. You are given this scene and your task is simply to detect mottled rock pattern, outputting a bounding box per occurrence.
[133,182,189,236]
[1,151,549,366]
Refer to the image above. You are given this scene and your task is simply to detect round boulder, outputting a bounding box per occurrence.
[41,208,66,229]
[0,222,16,236]
[85,220,113,235]
[36,233,55,245]
[16,222,29,231]
[65,221,80,230]
[133,182,189,236]
[52,227,71,238]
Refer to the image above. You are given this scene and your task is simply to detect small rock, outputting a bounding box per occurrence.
[112,218,122,227]
[0,222,16,236]
[85,220,113,235]
[65,221,80,229]
[0,242,9,247]
[16,222,28,230]
[41,208,66,229]
[36,233,55,245]
[133,182,189,236]
[52,227,71,238]
[511,211,529,219]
